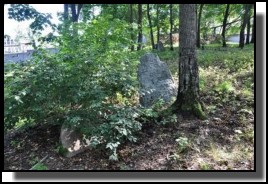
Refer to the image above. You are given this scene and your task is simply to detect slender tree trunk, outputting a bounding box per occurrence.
[70,4,83,22]
[64,4,69,21]
[239,4,251,49]
[63,4,70,35]
[213,27,216,38]
[147,4,155,50]
[246,5,252,44]
[69,4,83,48]
[222,4,230,47]
[172,4,206,120]
[137,4,143,51]
[130,4,134,51]
[197,4,204,48]
[169,4,174,51]
[156,5,160,48]
[251,12,255,43]
[246,16,251,44]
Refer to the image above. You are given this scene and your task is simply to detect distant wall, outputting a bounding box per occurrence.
[4,48,59,63]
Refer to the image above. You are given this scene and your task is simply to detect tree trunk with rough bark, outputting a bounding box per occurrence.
[171,4,206,119]
[222,4,230,47]
[137,4,143,51]
[147,4,155,50]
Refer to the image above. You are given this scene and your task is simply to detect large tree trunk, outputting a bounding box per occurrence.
[239,4,251,49]
[172,4,206,119]
[222,4,230,47]
[137,4,143,51]
[130,4,134,51]
[147,4,155,50]
[250,7,254,43]
[169,4,174,51]
[197,4,204,48]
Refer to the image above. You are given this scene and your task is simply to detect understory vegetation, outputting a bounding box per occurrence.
[4,42,254,170]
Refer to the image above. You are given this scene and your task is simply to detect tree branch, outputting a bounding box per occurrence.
[210,15,253,29]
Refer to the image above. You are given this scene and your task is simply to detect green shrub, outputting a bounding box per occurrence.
[4,14,144,160]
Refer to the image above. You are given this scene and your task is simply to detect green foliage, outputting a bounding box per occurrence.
[234,129,254,143]
[55,144,69,157]
[31,163,48,170]
[91,106,142,161]
[199,75,206,91]
[10,140,23,149]
[8,4,56,34]
[4,14,144,160]
[198,44,254,71]
[175,136,189,153]
[199,162,212,170]
[214,81,234,93]
[159,114,177,126]
[137,98,165,120]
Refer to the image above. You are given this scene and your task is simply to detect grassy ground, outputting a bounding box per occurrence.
[4,43,254,170]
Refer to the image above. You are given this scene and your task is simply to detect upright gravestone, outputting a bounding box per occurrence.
[138,53,177,107]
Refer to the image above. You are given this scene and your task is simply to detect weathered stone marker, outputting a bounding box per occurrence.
[138,53,177,107]
[60,124,92,158]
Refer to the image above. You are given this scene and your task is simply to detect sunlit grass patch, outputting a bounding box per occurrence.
[199,161,212,170]
[214,81,234,93]
[205,142,253,169]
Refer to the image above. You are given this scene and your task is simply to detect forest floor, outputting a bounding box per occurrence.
[3,93,254,170]
[4,44,254,170]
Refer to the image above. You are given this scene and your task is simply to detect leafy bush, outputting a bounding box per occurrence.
[4,14,142,160]
[82,106,142,161]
